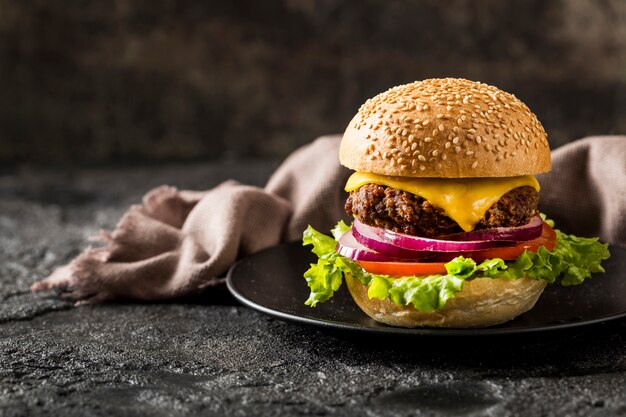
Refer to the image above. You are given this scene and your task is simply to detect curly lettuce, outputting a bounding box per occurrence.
[302,220,610,312]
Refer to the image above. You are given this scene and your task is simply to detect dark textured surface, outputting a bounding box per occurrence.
[1,0,625,164]
[1,163,626,416]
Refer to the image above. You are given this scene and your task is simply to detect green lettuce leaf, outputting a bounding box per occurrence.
[302,221,610,311]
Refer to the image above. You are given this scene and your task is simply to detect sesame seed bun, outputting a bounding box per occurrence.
[340,78,551,177]
[345,273,547,328]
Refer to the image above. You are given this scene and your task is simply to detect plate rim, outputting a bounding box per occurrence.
[226,242,626,337]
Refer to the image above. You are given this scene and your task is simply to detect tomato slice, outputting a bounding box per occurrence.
[357,260,448,276]
[356,222,558,277]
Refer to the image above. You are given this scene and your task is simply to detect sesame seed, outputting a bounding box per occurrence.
[467,134,474,140]
[445,141,451,149]
[418,155,426,161]
[432,149,439,156]
[476,136,482,144]
[424,137,433,142]
[446,105,452,111]
[438,124,445,132]
[408,134,415,142]
[465,150,474,156]
[402,129,408,136]
[436,114,444,119]
[441,153,447,160]
[454,146,461,153]
[419,164,426,171]
[422,120,430,126]
[471,161,478,169]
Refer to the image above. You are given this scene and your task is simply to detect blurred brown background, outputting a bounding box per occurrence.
[0,0,625,166]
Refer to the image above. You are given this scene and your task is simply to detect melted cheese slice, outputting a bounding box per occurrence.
[345,172,539,232]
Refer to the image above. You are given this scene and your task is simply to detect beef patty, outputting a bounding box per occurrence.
[345,184,539,238]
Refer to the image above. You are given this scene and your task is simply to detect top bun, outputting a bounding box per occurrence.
[340,78,551,178]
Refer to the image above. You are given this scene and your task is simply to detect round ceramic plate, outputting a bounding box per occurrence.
[227,242,626,336]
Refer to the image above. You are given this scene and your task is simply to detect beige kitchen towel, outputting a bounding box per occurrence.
[32,135,625,304]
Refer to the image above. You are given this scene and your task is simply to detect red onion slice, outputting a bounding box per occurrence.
[439,216,543,242]
[353,220,512,253]
[336,230,403,262]
[351,220,434,259]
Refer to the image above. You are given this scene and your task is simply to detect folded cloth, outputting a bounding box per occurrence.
[31,135,626,304]
[31,136,350,304]
[538,136,626,246]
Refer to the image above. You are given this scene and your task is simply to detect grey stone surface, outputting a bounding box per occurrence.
[1,163,626,417]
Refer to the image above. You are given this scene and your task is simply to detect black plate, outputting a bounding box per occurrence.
[227,242,626,336]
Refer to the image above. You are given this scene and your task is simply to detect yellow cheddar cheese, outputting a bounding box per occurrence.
[345,172,540,232]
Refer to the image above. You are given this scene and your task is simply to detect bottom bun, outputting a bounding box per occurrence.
[345,274,547,328]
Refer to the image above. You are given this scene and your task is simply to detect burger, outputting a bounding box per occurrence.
[302,78,610,328]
